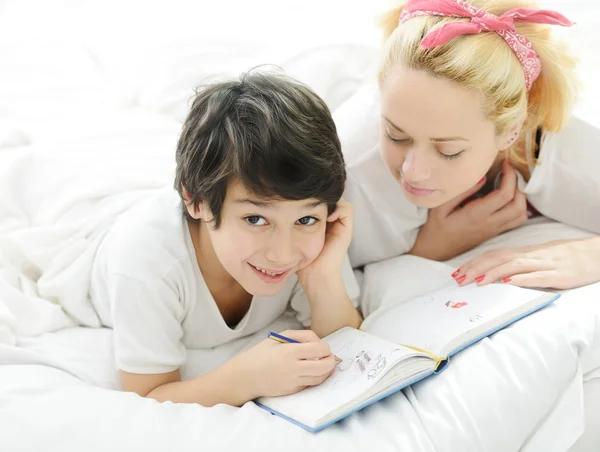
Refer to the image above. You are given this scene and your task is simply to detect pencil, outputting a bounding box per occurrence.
[267,331,342,363]
[267,331,300,344]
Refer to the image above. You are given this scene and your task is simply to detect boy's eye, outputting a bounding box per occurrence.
[245,216,267,226]
[296,216,318,226]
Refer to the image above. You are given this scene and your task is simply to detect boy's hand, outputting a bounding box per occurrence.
[410,160,528,261]
[232,330,336,400]
[294,200,362,336]
[297,199,354,286]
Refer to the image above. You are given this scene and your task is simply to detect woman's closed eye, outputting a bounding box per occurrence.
[386,126,465,160]
[385,130,411,144]
[296,216,318,226]
[437,149,465,160]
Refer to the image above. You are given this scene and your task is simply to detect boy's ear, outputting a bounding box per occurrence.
[182,188,209,221]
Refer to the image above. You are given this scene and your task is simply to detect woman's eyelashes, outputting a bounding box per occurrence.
[438,150,464,160]
[386,131,464,160]
[385,131,410,144]
[244,215,320,227]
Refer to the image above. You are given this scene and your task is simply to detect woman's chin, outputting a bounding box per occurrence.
[402,189,446,209]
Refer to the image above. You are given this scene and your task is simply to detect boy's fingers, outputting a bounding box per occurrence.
[327,211,341,222]
[280,329,320,343]
[335,198,352,211]
[299,355,336,376]
[293,342,332,360]
[327,199,353,222]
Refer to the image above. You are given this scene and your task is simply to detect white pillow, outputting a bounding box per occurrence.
[132,41,380,123]
[0,125,30,149]
[77,0,388,120]
[333,83,381,165]
[0,37,110,143]
[277,44,379,113]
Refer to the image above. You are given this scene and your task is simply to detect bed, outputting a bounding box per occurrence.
[1,1,599,451]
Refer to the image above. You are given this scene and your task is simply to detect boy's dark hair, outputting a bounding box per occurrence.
[174,69,346,227]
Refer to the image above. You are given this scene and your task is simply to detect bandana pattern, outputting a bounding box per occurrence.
[399,0,574,90]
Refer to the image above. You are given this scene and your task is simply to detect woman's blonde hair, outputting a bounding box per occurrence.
[378,0,579,164]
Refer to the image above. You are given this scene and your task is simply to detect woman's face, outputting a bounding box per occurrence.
[379,66,508,208]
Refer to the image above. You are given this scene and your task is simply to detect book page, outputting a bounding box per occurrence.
[257,327,427,424]
[362,283,552,357]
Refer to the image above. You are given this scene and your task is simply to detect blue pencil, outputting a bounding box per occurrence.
[267,331,300,344]
[267,331,342,362]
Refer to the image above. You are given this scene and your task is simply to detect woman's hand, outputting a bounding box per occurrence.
[409,160,528,261]
[452,237,600,290]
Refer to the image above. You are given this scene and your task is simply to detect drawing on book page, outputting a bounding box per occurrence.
[423,294,436,305]
[320,334,402,391]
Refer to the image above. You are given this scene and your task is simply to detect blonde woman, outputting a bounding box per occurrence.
[343,0,600,289]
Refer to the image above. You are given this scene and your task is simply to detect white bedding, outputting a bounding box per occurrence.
[1,1,599,451]
[1,260,599,452]
[3,153,599,452]
[1,221,599,452]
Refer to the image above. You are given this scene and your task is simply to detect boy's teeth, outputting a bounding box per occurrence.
[255,266,283,276]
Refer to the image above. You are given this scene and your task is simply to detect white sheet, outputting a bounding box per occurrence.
[1,274,598,452]
[2,158,597,449]
[1,219,599,452]
[570,374,600,451]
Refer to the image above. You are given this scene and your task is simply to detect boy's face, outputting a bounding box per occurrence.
[190,180,328,297]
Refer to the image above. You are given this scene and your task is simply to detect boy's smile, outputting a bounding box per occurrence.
[247,263,291,284]
[187,180,328,297]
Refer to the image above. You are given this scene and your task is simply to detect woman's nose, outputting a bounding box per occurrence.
[401,147,432,182]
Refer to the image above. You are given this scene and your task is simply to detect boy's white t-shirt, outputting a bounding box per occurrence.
[337,84,600,268]
[90,188,360,375]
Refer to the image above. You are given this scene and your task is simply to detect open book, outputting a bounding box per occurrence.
[256,282,559,432]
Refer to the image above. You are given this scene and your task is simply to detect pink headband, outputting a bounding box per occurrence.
[399,0,574,90]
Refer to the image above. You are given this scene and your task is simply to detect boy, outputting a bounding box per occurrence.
[90,70,362,406]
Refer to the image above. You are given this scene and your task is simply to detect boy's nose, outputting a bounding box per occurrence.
[264,233,296,266]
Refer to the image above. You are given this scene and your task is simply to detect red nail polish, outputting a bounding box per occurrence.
[501,277,512,283]
[451,269,460,278]
[475,275,485,283]
[456,275,466,284]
